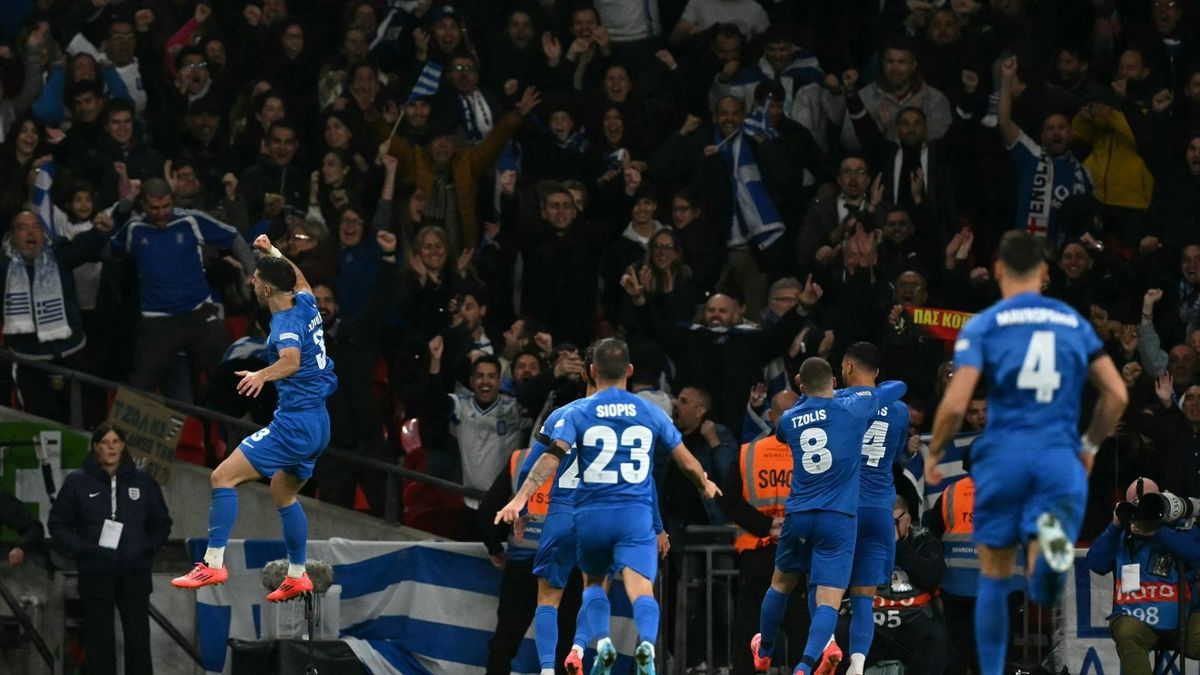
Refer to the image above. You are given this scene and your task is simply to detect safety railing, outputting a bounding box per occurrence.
[0,349,486,523]
[0,572,53,670]
[674,525,739,674]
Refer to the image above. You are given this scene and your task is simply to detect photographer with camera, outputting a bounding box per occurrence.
[1086,478,1200,674]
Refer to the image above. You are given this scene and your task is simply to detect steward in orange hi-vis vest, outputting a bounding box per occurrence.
[735,436,792,553]
[720,427,807,675]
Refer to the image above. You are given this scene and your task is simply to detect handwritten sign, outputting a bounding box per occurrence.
[109,387,185,484]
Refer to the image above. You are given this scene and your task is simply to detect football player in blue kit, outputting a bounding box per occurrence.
[497,338,719,675]
[839,342,910,675]
[520,351,593,675]
[926,231,1127,675]
[518,346,668,675]
[752,357,906,675]
[173,235,338,602]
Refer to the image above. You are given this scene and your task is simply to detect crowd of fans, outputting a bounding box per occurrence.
[5,0,1200,671]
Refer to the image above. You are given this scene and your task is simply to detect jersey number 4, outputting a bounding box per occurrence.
[861,421,889,467]
[582,425,652,484]
[1017,330,1062,403]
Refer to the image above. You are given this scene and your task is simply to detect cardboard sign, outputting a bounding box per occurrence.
[909,306,975,341]
[109,387,185,484]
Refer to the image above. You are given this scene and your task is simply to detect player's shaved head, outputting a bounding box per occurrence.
[797,357,833,393]
[998,230,1047,277]
[256,256,296,292]
[593,338,630,381]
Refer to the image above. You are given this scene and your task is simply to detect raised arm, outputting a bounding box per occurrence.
[494,443,564,524]
[838,380,908,419]
[874,380,908,408]
[1080,354,1128,475]
[997,56,1021,147]
[925,364,981,484]
[669,443,722,499]
[253,234,312,294]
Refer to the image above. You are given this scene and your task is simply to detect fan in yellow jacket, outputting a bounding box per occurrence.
[1072,103,1155,211]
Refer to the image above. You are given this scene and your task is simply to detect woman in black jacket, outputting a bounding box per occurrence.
[48,423,172,675]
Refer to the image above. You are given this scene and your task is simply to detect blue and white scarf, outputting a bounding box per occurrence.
[457,91,493,144]
[4,249,69,342]
[717,130,784,250]
[4,160,70,342]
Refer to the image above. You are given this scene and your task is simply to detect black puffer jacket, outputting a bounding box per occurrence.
[48,452,172,576]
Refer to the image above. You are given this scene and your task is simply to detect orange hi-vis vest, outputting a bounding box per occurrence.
[508,448,552,551]
[735,436,792,553]
[940,477,978,596]
[940,476,1025,596]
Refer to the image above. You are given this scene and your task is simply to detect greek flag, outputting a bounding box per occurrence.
[190,539,641,674]
[408,62,444,103]
[32,160,56,240]
[741,95,778,140]
[901,432,979,518]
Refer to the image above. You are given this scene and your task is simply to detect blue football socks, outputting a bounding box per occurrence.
[758,587,789,656]
[278,501,308,565]
[534,605,558,669]
[976,576,1010,675]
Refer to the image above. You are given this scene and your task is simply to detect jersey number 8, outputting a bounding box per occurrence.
[582,425,652,484]
[800,427,832,474]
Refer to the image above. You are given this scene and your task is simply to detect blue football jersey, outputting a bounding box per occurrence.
[552,387,682,510]
[267,291,338,412]
[778,381,907,515]
[521,400,584,510]
[954,292,1102,461]
[839,387,910,510]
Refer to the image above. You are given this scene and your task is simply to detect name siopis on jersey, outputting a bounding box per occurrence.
[306,314,321,331]
[594,403,638,418]
[789,409,828,428]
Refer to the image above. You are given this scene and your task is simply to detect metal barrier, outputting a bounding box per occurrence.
[0,572,53,670]
[0,348,486,523]
[674,525,739,674]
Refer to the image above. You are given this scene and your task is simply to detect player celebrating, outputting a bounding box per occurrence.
[172,235,338,602]
[497,338,720,675]
[521,348,593,675]
[752,357,906,675]
[521,346,670,675]
[840,343,909,675]
[925,231,1126,675]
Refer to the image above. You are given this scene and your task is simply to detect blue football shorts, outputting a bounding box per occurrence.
[972,447,1087,549]
[775,510,857,589]
[239,409,330,481]
[849,506,896,587]
[534,508,577,589]
[573,504,657,582]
